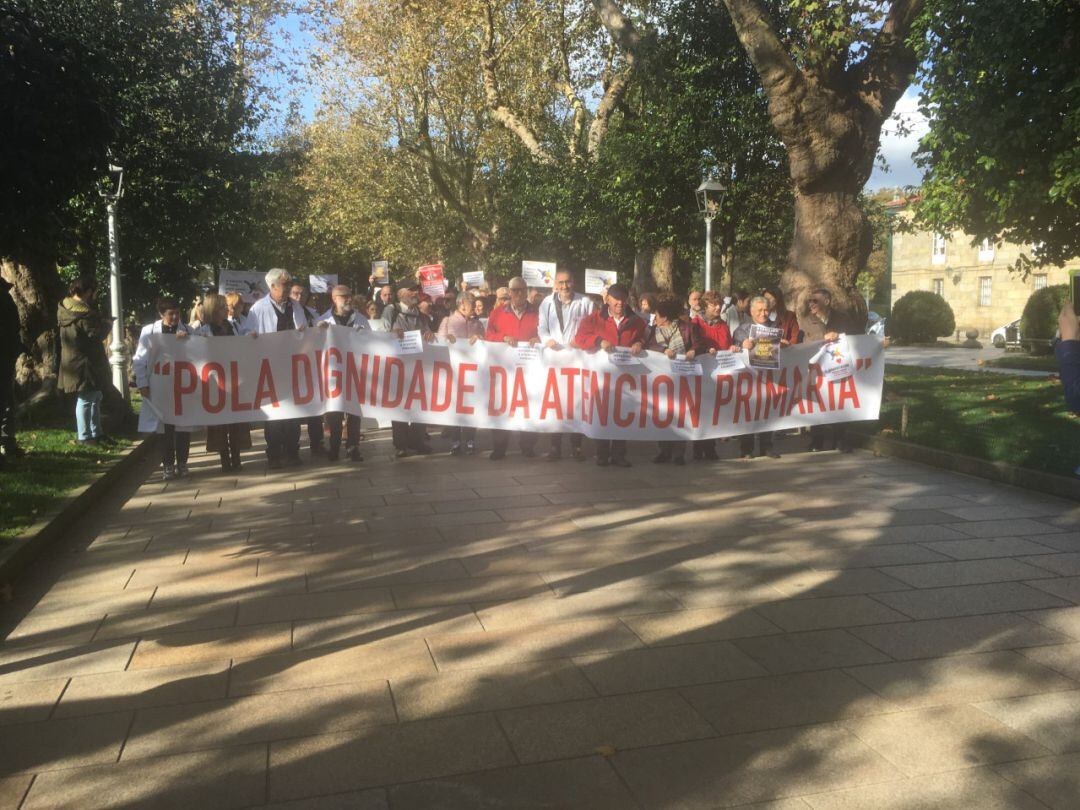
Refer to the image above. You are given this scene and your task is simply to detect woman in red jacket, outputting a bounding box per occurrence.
[572,284,646,467]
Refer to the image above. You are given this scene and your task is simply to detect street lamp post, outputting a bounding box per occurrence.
[99,164,128,402]
[695,179,726,293]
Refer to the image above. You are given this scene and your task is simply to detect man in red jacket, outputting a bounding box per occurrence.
[485,277,541,460]
[573,283,646,467]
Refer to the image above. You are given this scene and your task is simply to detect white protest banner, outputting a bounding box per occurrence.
[218,270,268,304]
[371,261,390,286]
[670,358,703,377]
[396,330,424,355]
[513,345,542,366]
[309,274,337,294]
[522,260,556,288]
[585,268,617,295]
[810,335,855,382]
[144,330,884,441]
[419,264,446,297]
[462,271,485,289]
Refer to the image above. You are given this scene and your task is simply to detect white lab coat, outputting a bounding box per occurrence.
[537,292,594,346]
[244,295,308,334]
[132,319,195,434]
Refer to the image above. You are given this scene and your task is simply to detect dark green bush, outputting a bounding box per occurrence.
[1020,284,1068,355]
[889,290,956,344]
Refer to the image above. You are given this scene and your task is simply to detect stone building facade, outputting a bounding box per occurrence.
[887,200,1076,338]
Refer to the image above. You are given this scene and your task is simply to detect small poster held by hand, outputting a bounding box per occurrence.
[522,261,556,288]
[748,324,783,369]
[371,260,390,286]
[397,330,424,355]
[585,269,617,295]
[419,264,446,297]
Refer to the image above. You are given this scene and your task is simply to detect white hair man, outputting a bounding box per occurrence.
[244,268,307,468]
[537,267,594,460]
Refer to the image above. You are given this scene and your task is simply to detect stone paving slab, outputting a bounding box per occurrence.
[2,430,1079,807]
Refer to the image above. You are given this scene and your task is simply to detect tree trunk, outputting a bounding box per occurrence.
[1,255,62,397]
[650,245,676,292]
[781,188,871,321]
[632,248,654,293]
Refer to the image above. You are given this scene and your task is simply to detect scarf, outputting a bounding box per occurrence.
[654,322,685,355]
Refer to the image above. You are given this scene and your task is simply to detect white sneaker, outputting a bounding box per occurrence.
[465,440,476,455]
[162,465,176,481]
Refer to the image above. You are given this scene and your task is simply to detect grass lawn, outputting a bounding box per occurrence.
[0,404,137,544]
[867,365,1077,478]
[981,354,1061,372]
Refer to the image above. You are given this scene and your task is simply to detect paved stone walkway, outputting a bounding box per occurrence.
[1,430,1079,809]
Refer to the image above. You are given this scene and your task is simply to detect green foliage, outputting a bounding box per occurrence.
[874,365,1077,477]
[889,290,956,343]
[914,0,1080,269]
[1020,284,1069,355]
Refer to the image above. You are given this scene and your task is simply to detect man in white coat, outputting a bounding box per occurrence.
[537,267,594,461]
[132,296,195,480]
[245,268,308,468]
[317,284,368,461]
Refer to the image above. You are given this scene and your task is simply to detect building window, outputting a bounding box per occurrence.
[932,232,947,265]
[932,278,944,297]
[978,238,995,263]
[1033,274,1048,291]
[979,276,992,306]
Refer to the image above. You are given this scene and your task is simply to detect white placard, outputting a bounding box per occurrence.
[711,351,748,376]
[522,260,556,288]
[670,358,703,376]
[513,345,542,366]
[218,270,268,304]
[810,334,855,381]
[309,274,337,294]
[585,268,617,295]
[397,330,424,355]
[462,271,485,289]
[609,347,637,366]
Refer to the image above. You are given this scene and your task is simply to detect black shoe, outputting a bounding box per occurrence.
[395,449,409,458]
[78,438,100,446]
[691,448,704,460]
[673,456,686,466]
[739,453,753,460]
[571,448,586,461]
[347,447,363,462]
[703,449,719,461]
[611,458,632,468]
[596,457,610,467]
[652,453,671,464]
[489,451,505,461]
[413,445,433,455]
[326,449,340,462]
[808,443,823,453]
[763,451,781,459]
[521,448,537,458]
[450,443,464,456]
[546,451,562,462]
[284,455,302,467]
[268,457,284,470]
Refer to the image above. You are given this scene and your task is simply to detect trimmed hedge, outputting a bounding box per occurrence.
[1020,284,1068,355]
[889,290,956,344]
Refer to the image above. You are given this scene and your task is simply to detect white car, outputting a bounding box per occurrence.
[990,319,1021,348]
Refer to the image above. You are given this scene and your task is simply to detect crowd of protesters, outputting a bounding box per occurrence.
[115,265,877,482]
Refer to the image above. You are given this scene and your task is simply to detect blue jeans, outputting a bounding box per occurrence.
[76,390,103,441]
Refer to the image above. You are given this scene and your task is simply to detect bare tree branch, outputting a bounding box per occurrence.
[481,0,553,162]
[586,0,647,155]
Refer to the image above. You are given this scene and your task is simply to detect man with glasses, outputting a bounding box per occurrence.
[538,268,595,460]
[803,287,863,453]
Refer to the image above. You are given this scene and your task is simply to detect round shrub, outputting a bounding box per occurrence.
[1020,284,1068,355]
[889,290,956,344]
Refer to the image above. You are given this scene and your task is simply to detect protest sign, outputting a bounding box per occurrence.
[371,261,390,286]
[145,331,884,441]
[585,269,617,295]
[522,261,556,288]
[513,345,542,366]
[218,270,268,303]
[670,358,703,377]
[418,264,446,297]
[609,347,638,366]
[711,352,748,376]
[748,324,783,369]
[309,274,337,294]
[462,271,485,289]
[810,335,855,382]
[396,330,424,355]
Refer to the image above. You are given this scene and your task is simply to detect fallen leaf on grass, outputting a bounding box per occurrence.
[985,394,999,401]
[596,745,617,758]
